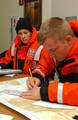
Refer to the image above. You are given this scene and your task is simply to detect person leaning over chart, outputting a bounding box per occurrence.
[0,17,55,77]
[20,17,78,106]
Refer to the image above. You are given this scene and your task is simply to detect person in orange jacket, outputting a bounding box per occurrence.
[68,19,78,37]
[0,18,54,77]
[20,17,78,106]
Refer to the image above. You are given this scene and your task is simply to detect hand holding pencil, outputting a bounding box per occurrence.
[26,68,41,89]
[20,68,41,100]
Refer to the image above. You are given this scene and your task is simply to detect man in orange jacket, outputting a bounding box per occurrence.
[0,18,54,78]
[20,17,78,106]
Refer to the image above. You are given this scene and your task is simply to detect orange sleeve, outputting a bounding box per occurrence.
[37,48,55,75]
[0,49,12,64]
[48,81,58,102]
[63,82,78,106]
[48,81,78,106]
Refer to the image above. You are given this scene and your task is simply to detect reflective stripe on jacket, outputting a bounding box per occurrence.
[11,40,43,73]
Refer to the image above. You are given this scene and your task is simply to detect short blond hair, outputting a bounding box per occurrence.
[39,17,74,43]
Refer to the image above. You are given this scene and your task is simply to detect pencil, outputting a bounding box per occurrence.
[29,68,32,77]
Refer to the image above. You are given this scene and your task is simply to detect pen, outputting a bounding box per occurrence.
[29,68,32,77]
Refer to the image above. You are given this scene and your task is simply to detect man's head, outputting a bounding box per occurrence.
[39,17,76,62]
[15,18,33,43]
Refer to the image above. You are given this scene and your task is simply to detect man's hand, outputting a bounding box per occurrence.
[20,87,41,100]
[27,77,41,89]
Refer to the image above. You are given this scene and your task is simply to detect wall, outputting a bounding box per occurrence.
[52,0,78,19]
[0,0,23,51]
[42,0,52,22]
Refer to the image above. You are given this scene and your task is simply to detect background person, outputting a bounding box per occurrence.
[0,18,54,78]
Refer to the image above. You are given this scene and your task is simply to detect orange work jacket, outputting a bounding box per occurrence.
[0,28,55,76]
[68,20,78,37]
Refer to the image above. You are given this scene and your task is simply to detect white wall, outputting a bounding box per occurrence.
[42,0,53,22]
[52,0,78,19]
[0,0,23,51]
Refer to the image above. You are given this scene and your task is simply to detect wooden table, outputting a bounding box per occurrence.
[0,74,30,120]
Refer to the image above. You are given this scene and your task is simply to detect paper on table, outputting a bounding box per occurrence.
[0,77,28,99]
[33,111,57,120]
[0,77,77,120]
[0,114,13,120]
[0,99,45,120]
[1,89,23,96]
[32,111,73,120]
[33,101,78,110]
[0,99,72,120]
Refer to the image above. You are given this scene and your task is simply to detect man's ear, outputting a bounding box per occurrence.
[65,35,73,45]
